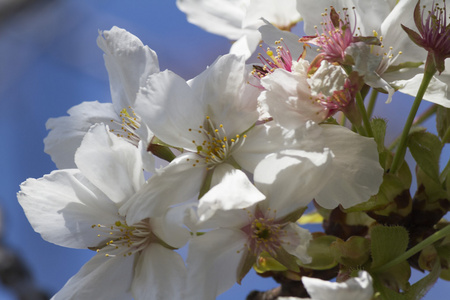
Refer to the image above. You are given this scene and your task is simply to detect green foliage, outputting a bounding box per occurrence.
[254,251,288,273]
[371,225,409,269]
[415,167,448,204]
[330,236,370,268]
[371,118,387,153]
[407,131,442,184]
[371,226,411,297]
[373,261,440,300]
[298,234,338,270]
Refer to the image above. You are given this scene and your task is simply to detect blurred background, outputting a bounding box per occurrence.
[0,0,448,299]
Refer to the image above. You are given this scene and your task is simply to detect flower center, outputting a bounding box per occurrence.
[90,218,166,258]
[301,6,358,63]
[252,38,295,80]
[188,116,247,169]
[110,107,141,146]
[241,208,285,257]
[371,31,403,75]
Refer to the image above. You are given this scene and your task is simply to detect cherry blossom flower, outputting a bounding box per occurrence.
[298,0,450,107]
[278,271,374,300]
[122,54,290,222]
[177,0,301,58]
[18,124,188,299]
[299,6,380,65]
[44,26,158,169]
[184,167,324,300]
[257,55,357,126]
[185,122,380,298]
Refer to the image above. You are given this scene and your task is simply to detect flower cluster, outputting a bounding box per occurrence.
[17,0,450,299]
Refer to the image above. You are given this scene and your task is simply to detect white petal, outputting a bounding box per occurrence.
[380,0,427,64]
[75,124,144,205]
[384,71,450,108]
[245,0,300,29]
[260,64,327,127]
[176,0,246,40]
[259,22,306,61]
[132,244,186,300]
[44,101,119,169]
[302,270,374,300]
[281,223,312,264]
[297,0,394,36]
[120,153,206,225]
[233,123,292,173]
[138,139,155,173]
[185,228,248,300]
[52,254,134,300]
[197,164,265,222]
[150,206,191,249]
[229,30,261,59]
[254,149,332,216]
[136,70,205,150]
[313,125,384,209]
[188,54,259,136]
[97,26,160,112]
[18,169,119,249]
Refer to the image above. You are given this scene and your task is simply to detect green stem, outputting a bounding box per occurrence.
[339,113,346,127]
[388,104,438,151]
[355,92,373,137]
[353,123,367,136]
[366,89,379,119]
[373,225,450,273]
[389,69,435,174]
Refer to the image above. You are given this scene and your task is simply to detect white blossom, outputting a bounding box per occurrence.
[19,124,188,299]
[44,26,158,169]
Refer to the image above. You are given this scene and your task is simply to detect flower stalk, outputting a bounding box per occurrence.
[389,56,436,174]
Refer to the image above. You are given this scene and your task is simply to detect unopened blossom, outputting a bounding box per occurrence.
[177,0,301,58]
[44,26,157,169]
[278,271,374,300]
[18,124,188,299]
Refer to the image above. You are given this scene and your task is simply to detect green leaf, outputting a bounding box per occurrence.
[254,251,288,273]
[371,225,409,269]
[298,234,338,270]
[436,105,450,143]
[407,131,442,184]
[371,118,387,153]
[416,167,448,203]
[330,236,370,267]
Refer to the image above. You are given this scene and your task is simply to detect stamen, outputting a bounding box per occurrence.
[188,116,248,169]
[110,106,141,146]
[90,219,154,258]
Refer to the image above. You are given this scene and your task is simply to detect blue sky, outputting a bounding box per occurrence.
[0,0,448,299]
